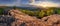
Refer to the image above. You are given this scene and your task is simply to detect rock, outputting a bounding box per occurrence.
[9,10,49,26]
[42,14,60,26]
[9,9,60,26]
[0,15,15,26]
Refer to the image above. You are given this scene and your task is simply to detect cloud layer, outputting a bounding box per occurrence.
[0,0,60,7]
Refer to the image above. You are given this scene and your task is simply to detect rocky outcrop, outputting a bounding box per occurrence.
[0,9,60,26]
[1,9,59,26]
[9,9,48,26]
[41,14,60,26]
[0,15,15,26]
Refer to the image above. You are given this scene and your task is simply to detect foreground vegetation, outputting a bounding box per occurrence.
[18,7,60,18]
[0,8,4,15]
[0,7,60,19]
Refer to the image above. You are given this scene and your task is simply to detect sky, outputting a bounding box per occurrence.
[0,0,60,7]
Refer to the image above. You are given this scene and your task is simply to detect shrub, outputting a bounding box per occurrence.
[38,10,45,17]
[19,8,60,19]
[0,8,4,15]
[56,9,60,14]
[45,9,54,16]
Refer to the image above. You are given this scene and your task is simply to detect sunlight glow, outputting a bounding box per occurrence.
[29,1,59,7]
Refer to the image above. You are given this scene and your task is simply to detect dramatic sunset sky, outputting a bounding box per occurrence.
[0,0,60,7]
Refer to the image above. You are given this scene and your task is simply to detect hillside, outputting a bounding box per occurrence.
[8,9,60,26]
[0,7,60,26]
